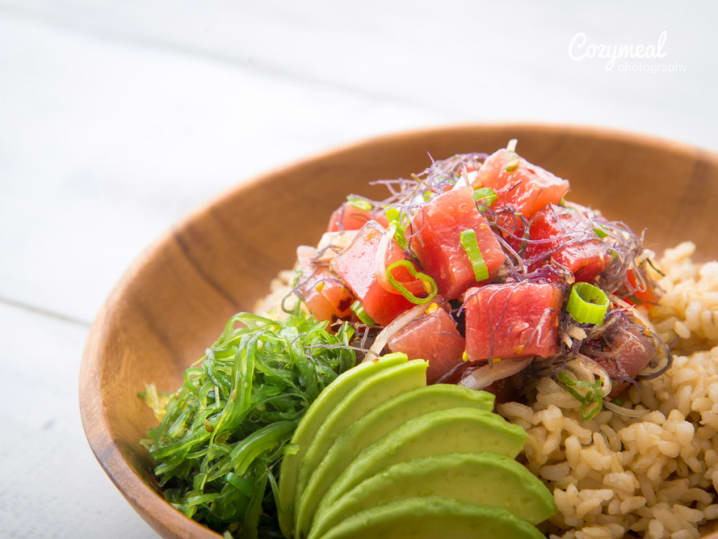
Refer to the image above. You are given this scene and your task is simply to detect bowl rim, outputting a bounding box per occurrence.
[79,122,717,538]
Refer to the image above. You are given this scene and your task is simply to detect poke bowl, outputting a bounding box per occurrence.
[80,124,718,538]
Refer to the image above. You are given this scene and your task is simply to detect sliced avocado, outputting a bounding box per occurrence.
[277,352,408,538]
[293,359,428,536]
[309,453,555,539]
[315,407,526,519]
[295,385,495,538]
[317,496,545,539]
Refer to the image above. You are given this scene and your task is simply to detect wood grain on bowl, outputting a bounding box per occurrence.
[79,124,718,538]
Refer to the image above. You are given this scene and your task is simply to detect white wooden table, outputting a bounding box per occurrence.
[1,1,715,536]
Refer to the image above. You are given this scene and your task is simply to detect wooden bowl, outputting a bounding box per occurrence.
[80,124,718,538]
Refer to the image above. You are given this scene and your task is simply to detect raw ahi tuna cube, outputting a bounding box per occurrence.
[464,282,564,361]
[331,221,416,326]
[474,149,569,223]
[523,204,610,283]
[388,304,465,384]
[410,186,506,300]
[328,202,388,232]
[582,314,657,396]
[296,246,355,322]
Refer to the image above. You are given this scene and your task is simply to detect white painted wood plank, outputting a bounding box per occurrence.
[0,306,154,538]
[0,14,447,323]
[2,0,716,147]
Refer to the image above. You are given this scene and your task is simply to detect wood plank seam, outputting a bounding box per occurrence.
[0,294,91,327]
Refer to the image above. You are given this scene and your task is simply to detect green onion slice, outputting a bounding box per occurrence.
[459,229,489,282]
[473,187,497,207]
[505,139,520,172]
[593,225,609,238]
[350,300,376,326]
[385,206,401,223]
[346,196,372,211]
[386,260,437,304]
[557,372,604,420]
[384,206,409,250]
[566,282,609,325]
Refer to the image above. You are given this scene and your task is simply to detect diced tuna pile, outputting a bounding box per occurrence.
[291,143,660,395]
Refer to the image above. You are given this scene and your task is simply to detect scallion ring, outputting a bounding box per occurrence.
[473,187,497,207]
[505,139,520,172]
[593,225,609,238]
[566,282,609,325]
[346,195,372,211]
[384,206,401,223]
[385,260,437,304]
[384,206,409,250]
[350,300,376,326]
[459,229,489,282]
